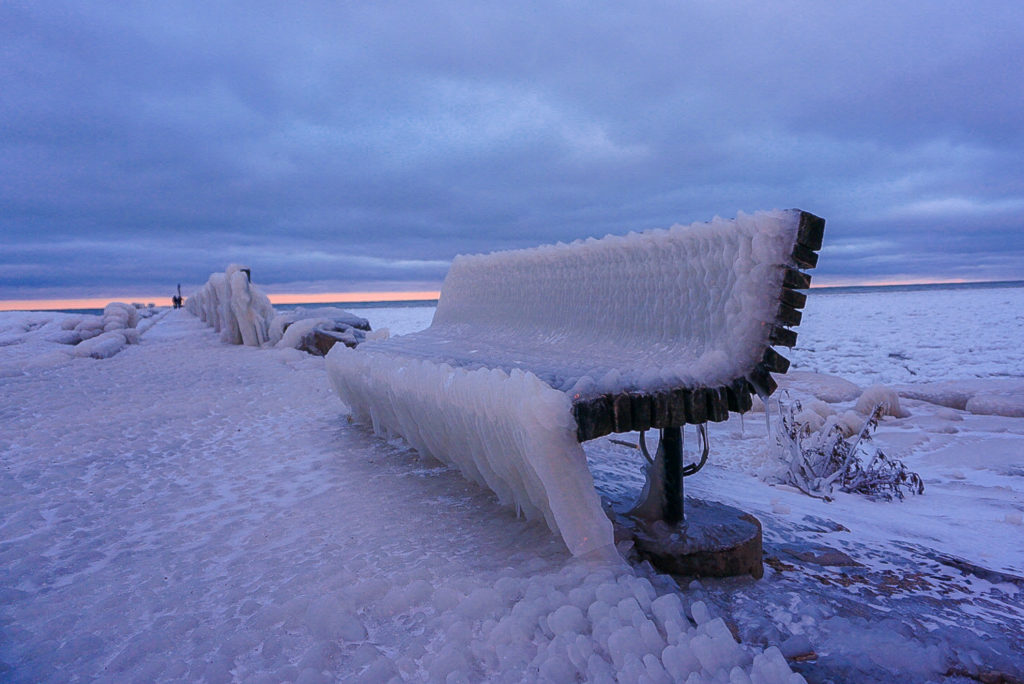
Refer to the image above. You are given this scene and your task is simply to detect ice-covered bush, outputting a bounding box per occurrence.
[770,399,924,501]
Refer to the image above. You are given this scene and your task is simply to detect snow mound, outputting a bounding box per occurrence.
[186,264,274,346]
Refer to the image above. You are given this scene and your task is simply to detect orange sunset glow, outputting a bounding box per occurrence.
[0,291,441,313]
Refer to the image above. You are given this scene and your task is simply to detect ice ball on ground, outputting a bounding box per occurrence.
[379,579,434,616]
[779,634,814,660]
[304,599,366,642]
[854,384,909,418]
[456,587,503,621]
[650,593,685,631]
[547,604,588,636]
[690,600,711,625]
[539,653,578,681]
[749,643,802,679]
[661,643,701,679]
[730,665,754,684]
[691,618,744,674]
[834,410,867,437]
[60,316,83,330]
[607,625,646,669]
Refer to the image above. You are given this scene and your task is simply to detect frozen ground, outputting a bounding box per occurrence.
[2,284,1023,682]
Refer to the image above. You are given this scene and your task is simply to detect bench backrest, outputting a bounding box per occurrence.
[440,209,815,374]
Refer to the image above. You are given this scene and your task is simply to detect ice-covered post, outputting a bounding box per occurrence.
[661,427,684,524]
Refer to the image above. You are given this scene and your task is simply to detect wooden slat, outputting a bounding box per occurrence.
[728,378,753,412]
[762,347,791,374]
[781,288,807,309]
[769,326,798,347]
[707,387,730,422]
[612,394,633,432]
[776,303,803,327]
[669,388,690,425]
[630,394,652,432]
[783,268,812,290]
[797,211,826,251]
[792,243,819,269]
[684,389,707,424]
[748,366,779,397]
[651,391,671,428]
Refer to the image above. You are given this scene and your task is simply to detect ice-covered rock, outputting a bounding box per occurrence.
[269,307,372,355]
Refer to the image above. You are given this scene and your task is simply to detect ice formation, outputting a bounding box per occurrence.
[328,209,810,556]
[270,307,373,355]
[327,348,615,558]
[186,264,274,346]
[372,209,801,396]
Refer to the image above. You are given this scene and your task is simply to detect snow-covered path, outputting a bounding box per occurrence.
[1,311,794,683]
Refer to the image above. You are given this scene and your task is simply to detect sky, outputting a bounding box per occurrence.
[2,1,1023,302]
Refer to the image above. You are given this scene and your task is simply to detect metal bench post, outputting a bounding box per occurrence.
[662,426,684,525]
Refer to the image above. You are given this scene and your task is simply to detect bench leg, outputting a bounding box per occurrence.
[661,427,684,525]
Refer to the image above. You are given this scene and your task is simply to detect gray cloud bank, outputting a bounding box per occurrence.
[2,1,1022,299]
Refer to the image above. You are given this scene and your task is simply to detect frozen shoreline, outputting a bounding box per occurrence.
[1,285,1023,681]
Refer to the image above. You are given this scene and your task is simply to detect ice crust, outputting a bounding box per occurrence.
[327,210,801,556]
[186,264,274,346]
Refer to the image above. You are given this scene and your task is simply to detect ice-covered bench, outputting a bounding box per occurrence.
[327,209,824,558]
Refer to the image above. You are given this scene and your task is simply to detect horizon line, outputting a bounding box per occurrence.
[2,278,1022,312]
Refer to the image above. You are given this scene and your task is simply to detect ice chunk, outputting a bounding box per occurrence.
[547,605,588,636]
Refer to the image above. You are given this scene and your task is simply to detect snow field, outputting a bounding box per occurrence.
[1,310,802,682]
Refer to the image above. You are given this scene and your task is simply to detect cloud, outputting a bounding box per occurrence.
[2,0,1023,299]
